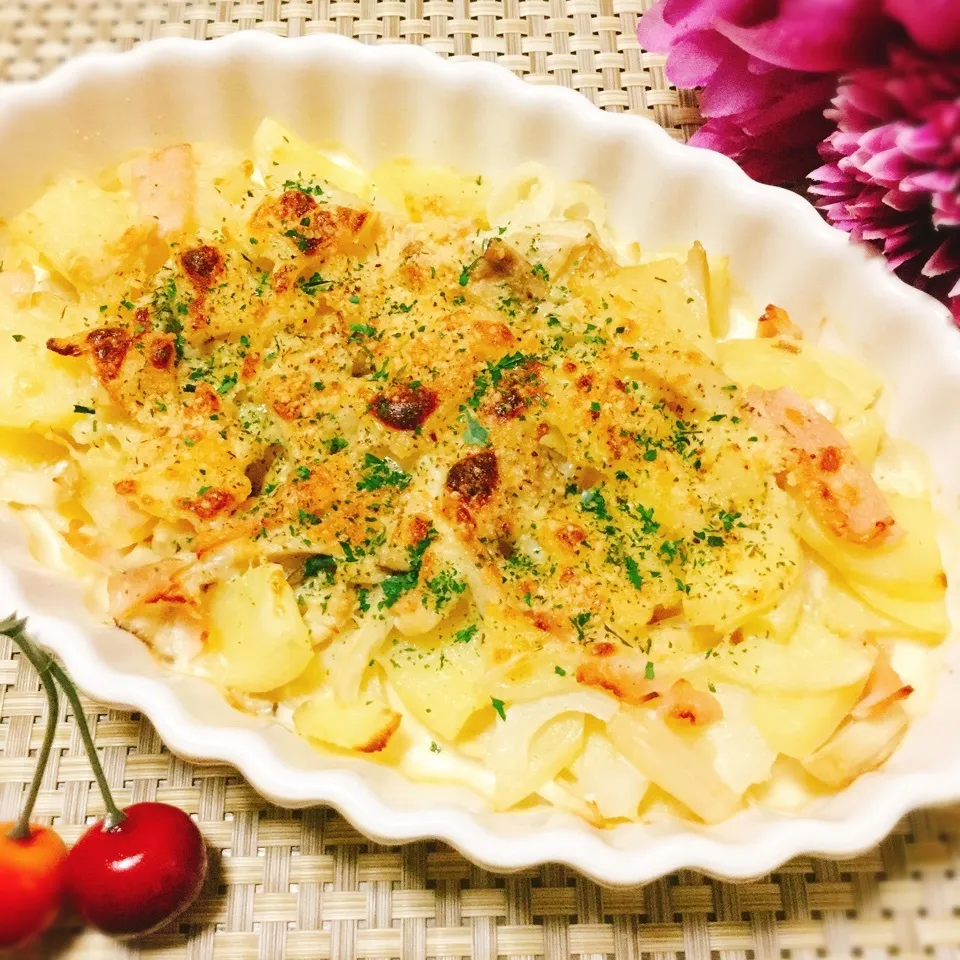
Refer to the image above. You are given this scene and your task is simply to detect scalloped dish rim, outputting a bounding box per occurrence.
[1,32,959,886]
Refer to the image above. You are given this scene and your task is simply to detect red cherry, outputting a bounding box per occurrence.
[0,823,68,950]
[64,802,206,937]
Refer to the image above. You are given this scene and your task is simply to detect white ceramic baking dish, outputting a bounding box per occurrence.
[1,32,959,885]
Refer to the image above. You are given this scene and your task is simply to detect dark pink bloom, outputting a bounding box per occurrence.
[810,49,960,321]
[884,0,960,55]
[637,0,960,180]
[639,0,960,316]
[714,0,891,71]
[691,59,837,182]
[639,0,890,70]
[638,0,891,183]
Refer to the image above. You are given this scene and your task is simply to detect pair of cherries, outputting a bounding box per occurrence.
[0,618,207,951]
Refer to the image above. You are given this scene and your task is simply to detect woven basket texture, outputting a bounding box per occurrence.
[1,3,960,958]
[0,0,702,132]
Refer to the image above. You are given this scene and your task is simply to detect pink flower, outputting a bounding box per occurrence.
[640,0,960,318]
[810,49,960,321]
[641,0,891,71]
[638,0,891,183]
[884,0,960,55]
[690,68,838,183]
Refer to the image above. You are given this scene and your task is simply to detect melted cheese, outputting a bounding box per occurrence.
[0,121,948,826]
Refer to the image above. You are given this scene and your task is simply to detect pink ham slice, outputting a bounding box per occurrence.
[748,386,899,546]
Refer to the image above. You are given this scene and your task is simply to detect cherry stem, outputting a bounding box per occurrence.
[0,615,126,831]
[1,616,59,841]
[45,659,126,829]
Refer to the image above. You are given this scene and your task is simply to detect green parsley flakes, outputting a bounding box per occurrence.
[453,624,479,644]
[356,453,410,492]
[462,410,489,446]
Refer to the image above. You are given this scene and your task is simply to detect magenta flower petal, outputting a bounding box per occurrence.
[811,46,960,320]
[716,0,891,71]
[884,0,960,54]
[642,0,761,39]
[925,240,960,278]
[933,195,960,228]
[637,0,960,197]
[809,161,846,184]
[692,102,833,183]
[637,0,739,53]
[697,48,794,115]
[861,146,915,180]
[905,169,957,195]
[662,34,728,87]
[741,73,838,127]
[636,0,893,187]
[881,189,927,214]
[636,1,674,53]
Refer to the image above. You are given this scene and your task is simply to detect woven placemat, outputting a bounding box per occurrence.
[6,631,960,960]
[2,3,960,959]
[0,0,702,135]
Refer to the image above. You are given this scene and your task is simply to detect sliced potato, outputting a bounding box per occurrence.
[802,705,908,787]
[370,158,487,221]
[481,603,553,667]
[841,408,885,468]
[817,564,949,641]
[0,427,70,508]
[737,578,805,642]
[889,641,939,719]
[871,437,934,499]
[322,611,392,703]
[607,253,712,356]
[252,117,370,199]
[567,728,648,820]
[492,714,584,811]
[207,563,313,693]
[752,682,867,760]
[489,645,579,703]
[74,445,154,548]
[718,337,883,421]
[797,493,946,602]
[683,517,801,630]
[538,778,605,826]
[607,708,742,824]
[381,610,490,741]
[817,575,939,640]
[706,255,731,339]
[846,580,950,639]
[710,615,876,694]
[192,143,264,240]
[9,178,155,288]
[684,510,802,630]
[266,652,328,702]
[0,296,98,430]
[705,683,777,794]
[485,690,617,810]
[295,689,401,753]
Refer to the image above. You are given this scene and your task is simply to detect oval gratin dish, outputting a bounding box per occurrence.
[1,33,960,885]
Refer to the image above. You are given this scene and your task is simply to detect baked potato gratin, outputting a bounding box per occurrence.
[0,119,950,825]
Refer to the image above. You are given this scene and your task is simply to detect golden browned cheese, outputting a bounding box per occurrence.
[8,136,951,820]
[46,178,800,656]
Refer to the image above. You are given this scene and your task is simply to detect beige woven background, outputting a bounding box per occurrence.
[1,2,959,958]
